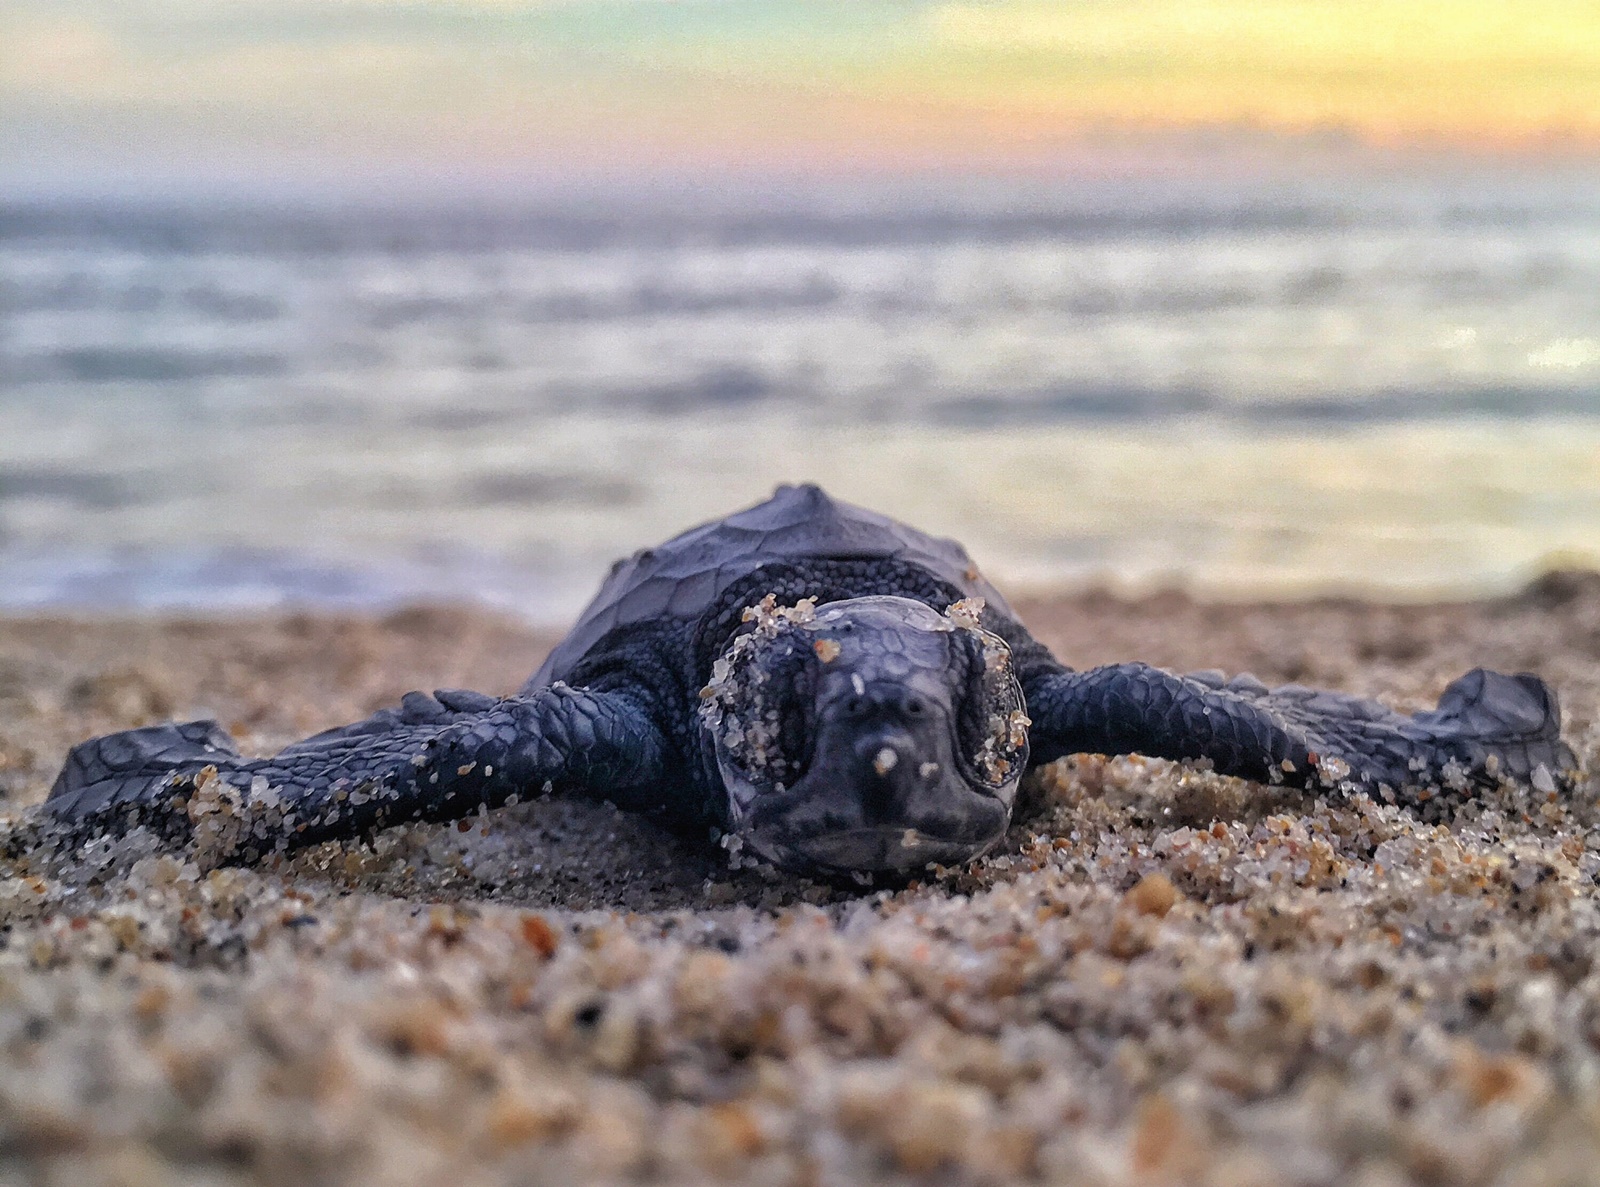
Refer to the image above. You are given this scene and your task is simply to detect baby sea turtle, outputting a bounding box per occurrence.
[45,484,1577,874]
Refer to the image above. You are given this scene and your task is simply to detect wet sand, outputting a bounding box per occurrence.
[2,579,1599,1185]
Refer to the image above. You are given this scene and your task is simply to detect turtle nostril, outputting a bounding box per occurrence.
[842,690,931,721]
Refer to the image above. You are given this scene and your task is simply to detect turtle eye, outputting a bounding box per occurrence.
[702,631,817,792]
[951,628,1029,790]
[774,681,816,783]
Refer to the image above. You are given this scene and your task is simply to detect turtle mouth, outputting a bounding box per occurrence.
[741,823,1006,875]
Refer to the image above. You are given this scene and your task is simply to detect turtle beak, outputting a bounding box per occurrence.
[739,675,1011,874]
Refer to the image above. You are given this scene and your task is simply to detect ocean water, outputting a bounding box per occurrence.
[3,173,1598,622]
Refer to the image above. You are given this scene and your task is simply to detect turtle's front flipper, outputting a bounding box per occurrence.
[43,685,666,862]
[1025,664,1576,801]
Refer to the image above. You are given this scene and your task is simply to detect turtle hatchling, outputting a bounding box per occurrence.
[45,484,1578,874]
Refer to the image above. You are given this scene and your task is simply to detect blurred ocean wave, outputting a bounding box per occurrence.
[2,174,1598,619]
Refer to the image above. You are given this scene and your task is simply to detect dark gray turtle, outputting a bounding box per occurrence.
[43,484,1578,874]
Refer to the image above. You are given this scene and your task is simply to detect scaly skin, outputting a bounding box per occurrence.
[1023,662,1574,806]
[45,685,665,862]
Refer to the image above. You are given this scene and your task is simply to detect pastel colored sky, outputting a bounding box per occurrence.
[3,0,1598,194]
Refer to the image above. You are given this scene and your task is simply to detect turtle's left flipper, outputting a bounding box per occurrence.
[1024,663,1576,801]
[43,685,667,862]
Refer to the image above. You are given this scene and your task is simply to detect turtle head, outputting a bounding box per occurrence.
[699,595,1029,875]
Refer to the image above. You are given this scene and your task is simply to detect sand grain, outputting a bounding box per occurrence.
[2,582,1599,1186]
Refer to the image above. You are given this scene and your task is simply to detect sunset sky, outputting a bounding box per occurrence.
[4,0,1598,195]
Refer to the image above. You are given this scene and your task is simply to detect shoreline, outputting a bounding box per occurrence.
[2,582,1598,1183]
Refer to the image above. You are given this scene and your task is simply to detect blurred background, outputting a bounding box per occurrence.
[2,0,1597,622]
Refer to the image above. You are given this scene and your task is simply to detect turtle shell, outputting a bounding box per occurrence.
[528,483,1012,688]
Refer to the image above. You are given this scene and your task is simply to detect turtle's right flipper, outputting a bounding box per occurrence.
[1025,664,1576,802]
[43,686,668,863]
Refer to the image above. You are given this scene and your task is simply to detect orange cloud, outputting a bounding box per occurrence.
[911,0,1600,147]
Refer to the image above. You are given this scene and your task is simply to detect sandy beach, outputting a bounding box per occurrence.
[3,580,1599,1186]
